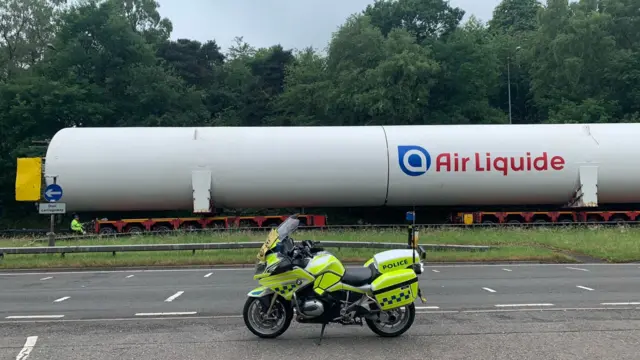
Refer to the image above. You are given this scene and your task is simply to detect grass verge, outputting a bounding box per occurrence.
[5,227,640,268]
[0,246,567,269]
[3,225,639,269]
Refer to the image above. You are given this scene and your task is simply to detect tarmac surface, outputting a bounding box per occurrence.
[1,263,640,359]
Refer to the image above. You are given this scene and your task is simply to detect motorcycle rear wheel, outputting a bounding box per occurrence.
[365,303,415,337]
[243,295,293,339]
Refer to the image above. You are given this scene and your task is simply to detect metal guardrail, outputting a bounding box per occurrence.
[0,241,492,257]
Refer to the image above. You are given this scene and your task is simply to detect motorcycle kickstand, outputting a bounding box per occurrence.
[316,323,327,346]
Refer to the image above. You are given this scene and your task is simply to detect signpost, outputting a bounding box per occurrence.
[38,202,66,215]
[41,177,64,246]
[43,183,63,202]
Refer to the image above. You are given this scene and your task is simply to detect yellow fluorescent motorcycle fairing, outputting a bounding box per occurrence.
[242,215,427,343]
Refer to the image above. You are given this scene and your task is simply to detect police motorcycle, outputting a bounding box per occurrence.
[243,214,428,344]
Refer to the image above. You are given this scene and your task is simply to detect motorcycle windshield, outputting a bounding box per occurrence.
[275,216,300,240]
[256,216,300,262]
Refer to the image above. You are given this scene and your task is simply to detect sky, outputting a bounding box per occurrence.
[155,0,502,54]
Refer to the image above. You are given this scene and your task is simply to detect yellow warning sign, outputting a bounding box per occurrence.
[15,157,42,201]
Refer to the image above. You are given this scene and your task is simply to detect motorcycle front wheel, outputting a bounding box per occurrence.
[243,295,293,339]
[365,302,416,337]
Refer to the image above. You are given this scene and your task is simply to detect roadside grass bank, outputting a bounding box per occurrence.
[1,225,638,268]
[0,246,566,269]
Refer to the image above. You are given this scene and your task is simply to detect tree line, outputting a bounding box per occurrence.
[1,0,638,226]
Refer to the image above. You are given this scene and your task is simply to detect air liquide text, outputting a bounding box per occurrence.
[435,152,565,176]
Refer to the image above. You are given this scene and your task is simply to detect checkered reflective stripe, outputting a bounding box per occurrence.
[380,291,411,306]
[273,283,297,295]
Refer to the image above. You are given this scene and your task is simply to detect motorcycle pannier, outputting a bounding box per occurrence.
[370,268,419,311]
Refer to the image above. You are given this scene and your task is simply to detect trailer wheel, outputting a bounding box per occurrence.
[609,216,627,226]
[127,226,144,234]
[180,223,199,232]
[99,227,116,235]
[481,220,496,227]
[153,225,172,234]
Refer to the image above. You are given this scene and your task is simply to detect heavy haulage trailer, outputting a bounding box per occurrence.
[14,123,640,233]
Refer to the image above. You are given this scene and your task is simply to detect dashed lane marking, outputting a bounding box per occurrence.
[577,285,594,291]
[164,291,184,302]
[5,315,65,319]
[3,307,640,324]
[495,303,555,308]
[135,312,198,316]
[566,267,590,272]
[601,302,640,306]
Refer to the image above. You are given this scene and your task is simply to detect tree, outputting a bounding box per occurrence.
[427,17,507,124]
[529,0,621,122]
[0,0,66,81]
[363,0,465,43]
[157,38,225,88]
[488,0,542,34]
[324,15,441,125]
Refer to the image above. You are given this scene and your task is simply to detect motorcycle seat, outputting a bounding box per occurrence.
[341,264,380,287]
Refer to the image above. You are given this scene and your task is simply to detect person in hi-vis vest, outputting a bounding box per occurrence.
[70,214,86,235]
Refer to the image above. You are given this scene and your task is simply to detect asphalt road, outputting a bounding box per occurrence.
[1,263,640,359]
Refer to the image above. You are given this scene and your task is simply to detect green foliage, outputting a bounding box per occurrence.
[1,0,640,225]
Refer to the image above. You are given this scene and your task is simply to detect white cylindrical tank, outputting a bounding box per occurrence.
[44,123,640,212]
[385,123,640,206]
[44,126,390,212]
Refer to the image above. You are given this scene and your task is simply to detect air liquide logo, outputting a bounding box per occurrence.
[398,145,431,176]
[397,145,566,177]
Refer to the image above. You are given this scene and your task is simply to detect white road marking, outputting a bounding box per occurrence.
[0,268,256,276]
[164,291,184,302]
[39,277,52,281]
[495,303,554,307]
[15,336,38,360]
[415,306,439,310]
[502,268,512,272]
[420,263,633,268]
[5,315,65,319]
[566,267,589,272]
[53,296,70,303]
[125,275,134,278]
[601,302,640,306]
[204,272,213,278]
[431,269,440,273]
[135,312,197,316]
[464,307,633,313]
[577,285,594,291]
[416,310,458,314]
[482,287,496,293]
[3,306,638,324]
[1,263,638,277]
